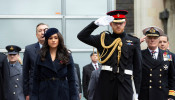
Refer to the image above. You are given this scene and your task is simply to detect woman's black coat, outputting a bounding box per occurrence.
[31,52,78,100]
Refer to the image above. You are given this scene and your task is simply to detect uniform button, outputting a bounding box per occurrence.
[13,92,15,95]
[150,74,152,76]
[150,80,152,83]
[150,69,152,71]
[159,80,162,83]
[149,86,152,88]
[159,74,162,77]
[160,69,162,71]
[16,78,19,81]
[15,85,17,88]
[159,86,162,89]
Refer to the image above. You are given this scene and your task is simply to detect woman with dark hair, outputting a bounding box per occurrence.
[31,28,78,100]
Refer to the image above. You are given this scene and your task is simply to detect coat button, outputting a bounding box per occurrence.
[15,85,18,88]
[16,78,19,81]
[150,74,152,76]
[13,92,15,95]
[159,80,162,83]
[149,86,152,88]
[159,86,162,89]
[150,80,152,83]
[160,69,162,71]
[150,69,152,71]
[159,74,162,77]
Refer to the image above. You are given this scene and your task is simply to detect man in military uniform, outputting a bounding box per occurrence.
[0,52,8,100]
[158,34,175,64]
[77,10,142,100]
[138,27,175,100]
[4,45,25,100]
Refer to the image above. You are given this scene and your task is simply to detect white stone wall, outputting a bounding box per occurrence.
[166,0,175,52]
[134,0,171,50]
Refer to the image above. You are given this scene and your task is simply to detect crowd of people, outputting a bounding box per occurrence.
[0,9,175,100]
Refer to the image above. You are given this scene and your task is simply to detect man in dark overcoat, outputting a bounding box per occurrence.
[0,52,8,100]
[82,52,99,99]
[4,45,25,100]
[77,10,142,100]
[23,23,48,100]
[87,67,101,100]
[138,27,175,100]
[74,63,82,99]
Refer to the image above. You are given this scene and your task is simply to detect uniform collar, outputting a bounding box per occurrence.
[111,32,126,38]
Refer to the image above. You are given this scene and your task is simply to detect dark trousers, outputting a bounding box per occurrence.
[93,71,133,100]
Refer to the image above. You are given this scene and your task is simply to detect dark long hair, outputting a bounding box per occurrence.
[40,32,69,64]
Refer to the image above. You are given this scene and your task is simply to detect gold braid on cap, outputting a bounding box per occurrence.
[97,31,122,65]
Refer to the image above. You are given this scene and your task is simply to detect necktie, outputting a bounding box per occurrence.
[10,64,14,67]
[95,64,98,70]
[151,51,156,59]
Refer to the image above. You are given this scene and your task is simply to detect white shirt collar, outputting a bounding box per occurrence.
[148,47,159,53]
[39,43,43,48]
[92,62,98,69]
[148,47,159,59]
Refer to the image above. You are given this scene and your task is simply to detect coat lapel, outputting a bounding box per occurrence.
[90,63,95,71]
[142,49,155,68]
[35,42,40,55]
[37,51,57,72]
[142,48,163,69]
[9,62,21,77]
[152,49,164,69]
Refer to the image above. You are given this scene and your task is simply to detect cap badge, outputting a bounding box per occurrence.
[10,46,14,51]
[149,27,156,33]
[117,13,120,17]
[163,64,168,70]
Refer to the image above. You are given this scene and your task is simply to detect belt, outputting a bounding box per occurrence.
[101,65,133,75]
[40,77,67,82]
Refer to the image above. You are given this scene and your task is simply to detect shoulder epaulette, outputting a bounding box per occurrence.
[67,50,72,54]
[0,52,6,55]
[100,31,111,35]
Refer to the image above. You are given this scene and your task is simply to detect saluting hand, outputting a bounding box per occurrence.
[140,36,146,44]
[26,96,29,100]
[94,16,114,26]
[168,98,174,100]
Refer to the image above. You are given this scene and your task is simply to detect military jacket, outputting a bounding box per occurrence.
[4,61,25,100]
[139,48,175,100]
[77,22,142,100]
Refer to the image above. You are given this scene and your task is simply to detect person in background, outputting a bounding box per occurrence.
[0,52,9,100]
[158,34,175,64]
[23,23,49,100]
[4,45,25,100]
[87,67,101,100]
[74,63,82,99]
[82,52,99,100]
[31,28,78,100]
[138,27,175,100]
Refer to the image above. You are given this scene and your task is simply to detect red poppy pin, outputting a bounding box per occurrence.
[60,60,63,64]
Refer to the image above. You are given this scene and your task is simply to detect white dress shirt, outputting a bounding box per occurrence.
[148,47,159,59]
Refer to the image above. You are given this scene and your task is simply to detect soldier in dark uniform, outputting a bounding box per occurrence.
[77,10,142,100]
[4,45,25,100]
[158,34,175,64]
[138,27,175,100]
[0,52,8,100]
